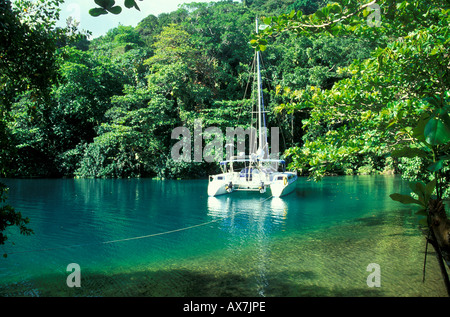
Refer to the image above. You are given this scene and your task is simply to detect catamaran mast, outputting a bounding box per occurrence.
[255,18,267,158]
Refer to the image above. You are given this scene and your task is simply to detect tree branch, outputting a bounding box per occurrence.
[288,0,378,30]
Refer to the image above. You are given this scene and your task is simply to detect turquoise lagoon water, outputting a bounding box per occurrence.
[0,175,447,296]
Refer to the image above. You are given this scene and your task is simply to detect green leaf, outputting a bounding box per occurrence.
[412,113,430,142]
[263,17,272,25]
[430,47,439,55]
[95,0,115,8]
[289,9,296,18]
[409,181,426,197]
[396,1,407,10]
[390,193,425,206]
[427,159,444,172]
[424,117,450,145]
[94,0,107,7]
[124,0,140,10]
[442,113,450,129]
[258,39,268,45]
[425,179,436,195]
[329,3,342,14]
[107,6,122,15]
[425,179,436,202]
[124,0,135,8]
[386,118,397,128]
[423,95,441,107]
[362,7,371,17]
[315,9,325,19]
[89,7,108,16]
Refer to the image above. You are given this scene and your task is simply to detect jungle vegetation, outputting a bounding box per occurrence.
[1,0,449,288]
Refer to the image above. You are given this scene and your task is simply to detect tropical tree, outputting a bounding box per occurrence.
[0,0,67,256]
[253,0,450,294]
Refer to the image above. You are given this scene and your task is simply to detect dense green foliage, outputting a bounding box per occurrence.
[0,0,72,252]
[3,0,449,185]
[255,0,450,198]
[4,0,345,180]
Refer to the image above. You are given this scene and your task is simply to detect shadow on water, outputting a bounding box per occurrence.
[0,267,383,297]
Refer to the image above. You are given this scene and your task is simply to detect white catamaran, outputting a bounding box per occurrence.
[207,19,297,198]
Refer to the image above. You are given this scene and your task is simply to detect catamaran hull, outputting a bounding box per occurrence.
[270,178,297,198]
[208,173,297,198]
[207,181,229,197]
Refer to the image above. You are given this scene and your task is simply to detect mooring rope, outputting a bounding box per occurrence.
[5,196,273,256]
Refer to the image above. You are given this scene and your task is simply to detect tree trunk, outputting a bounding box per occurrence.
[428,199,450,296]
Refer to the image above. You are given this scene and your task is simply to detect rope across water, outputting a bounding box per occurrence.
[5,195,274,256]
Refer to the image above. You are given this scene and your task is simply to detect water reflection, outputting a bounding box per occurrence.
[206,197,232,218]
[206,195,291,296]
[270,198,287,224]
[207,196,288,225]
